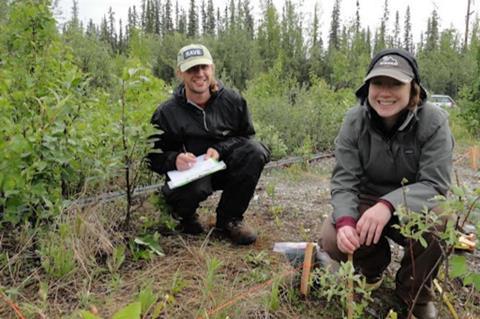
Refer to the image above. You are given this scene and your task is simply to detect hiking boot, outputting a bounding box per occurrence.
[411,301,438,319]
[216,219,257,245]
[365,274,384,291]
[176,215,204,235]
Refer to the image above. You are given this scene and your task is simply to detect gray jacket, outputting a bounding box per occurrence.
[331,102,454,223]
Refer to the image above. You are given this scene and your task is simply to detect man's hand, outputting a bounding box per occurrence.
[337,225,361,254]
[204,147,220,160]
[356,202,392,246]
[176,152,197,171]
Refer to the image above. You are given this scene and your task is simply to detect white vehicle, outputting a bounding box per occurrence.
[430,94,456,108]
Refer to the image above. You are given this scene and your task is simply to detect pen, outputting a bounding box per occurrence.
[182,144,193,168]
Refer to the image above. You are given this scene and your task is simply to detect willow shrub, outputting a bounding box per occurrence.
[0,1,169,225]
[245,68,354,159]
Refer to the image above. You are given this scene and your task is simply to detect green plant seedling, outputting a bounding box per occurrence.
[262,276,281,312]
[130,232,164,261]
[39,233,76,279]
[107,245,126,274]
[311,259,372,318]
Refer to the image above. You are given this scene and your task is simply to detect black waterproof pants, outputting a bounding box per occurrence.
[162,139,269,223]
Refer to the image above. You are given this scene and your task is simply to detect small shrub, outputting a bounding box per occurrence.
[311,260,372,318]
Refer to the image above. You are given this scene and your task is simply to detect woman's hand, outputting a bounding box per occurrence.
[356,202,392,246]
[175,152,197,171]
[337,225,361,254]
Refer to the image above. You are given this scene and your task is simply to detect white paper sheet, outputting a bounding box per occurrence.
[166,154,226,189]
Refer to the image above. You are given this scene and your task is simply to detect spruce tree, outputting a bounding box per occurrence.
[308,3,325,80]
[256,0,281,71]
[99,15,109,44]
[243,0,254,38]
[224,5,229,31]
[280,0,306,82]
[328,0,341,52]
[229,0,235,29]
[201,0,207,35]
[86,19,96,37]
[118,18,124,53]
[354,0,360,34]
[237,0,244,30]
[144,0,155,34]
[392,10,400,47]
[216,7,222,35]
[178,8,187,34]
[425,9,439,52]
[175,0,179,31]
[163,0,173,34]
[133,5,138,27]
[205,0,216,36]
[374,0,389,53]
[469,16,480,50]
[154,0,161,35]
[187,0,198,37]
[107,7,117,50]
[141,0,146,30]
[312,2,320,48]
[70,0,80,31]
[403,6,413,52]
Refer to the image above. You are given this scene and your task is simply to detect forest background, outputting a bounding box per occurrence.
[0,0,480,318]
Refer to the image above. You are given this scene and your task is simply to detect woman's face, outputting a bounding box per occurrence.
[368,76,411,127]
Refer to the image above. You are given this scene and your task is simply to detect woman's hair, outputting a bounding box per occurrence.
[408,81,421,109]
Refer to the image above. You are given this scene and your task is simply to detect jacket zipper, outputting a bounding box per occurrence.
[188,101,210,131]
[200,109,209,131]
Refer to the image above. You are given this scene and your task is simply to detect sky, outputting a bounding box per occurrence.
[55,0,479,43]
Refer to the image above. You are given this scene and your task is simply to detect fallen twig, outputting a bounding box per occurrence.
[0,291,26,319]
[433,279,459,319]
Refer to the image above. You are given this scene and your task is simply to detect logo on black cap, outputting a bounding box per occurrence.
[379,56,399,66]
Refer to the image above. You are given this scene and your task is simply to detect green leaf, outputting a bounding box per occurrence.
[112,302,141,319]
[134,234,164,256]
[472,274,480,291]
[80,310,102,319]
[450,255,468,278]
[450,185,465,197]
[138,286,158,314]
[418,236,428,248]
[464,273,480,291]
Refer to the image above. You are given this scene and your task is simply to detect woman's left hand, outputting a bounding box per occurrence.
[356,202,392,246]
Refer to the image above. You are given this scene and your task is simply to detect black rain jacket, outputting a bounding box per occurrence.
[147,82,269,175]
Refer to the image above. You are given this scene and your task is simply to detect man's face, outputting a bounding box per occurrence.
[179,64,214,95]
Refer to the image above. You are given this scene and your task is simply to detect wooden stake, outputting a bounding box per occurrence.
[347,253,354,319]
[470,145,478,171]
[300,242,315,297]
